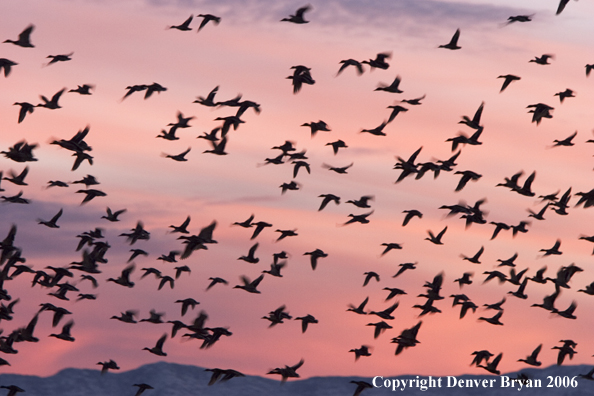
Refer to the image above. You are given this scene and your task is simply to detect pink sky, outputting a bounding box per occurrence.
[1,0,594,381]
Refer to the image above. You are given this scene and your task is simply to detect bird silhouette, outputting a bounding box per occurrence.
[250,221,272,239]
[233,274,264,293]
[287,66,315,94]
[555,88,575,103]
[552,131,577,147]
[145,82,167,99]
[478,311,503,325]
[393,262,416,278]
[206,277,228,290]
[97,359,120,374]
[13,102,35,123]
[169,15,193,31]
[360,120,388,136]
[107,264,135,288]
[350,381,374,396]
[281,6,311,24]
[4,25,35,47]
[425,226,447,245]
[498,74,521,92]
[367,321,393,338]
[530,54,554,65]
[267,359,304,383]
[164,147,191,162]
[194,86,219,106]
[0,386,25,396]
[303,249,327,270]
[38,209,63,228]
[391,321,422,355]
[484,297,506,311]
[477,353,503,374]
[302,120,330,137]
[343,211,373,225]
[347,297,369,315]
[552,340,577,365]
[69,84,94,95]
[540,239,562,256]
[318,194,340,211]
[369,302,399,320]
[133,384,154,396]
[205,369,245,386]
[439,29,461,50]
[337,59,364,76]
[170,216,191,234]
[3,167,29,186]
[375,75,403,93]
[461,246,484,264]
[294,314,318,333]
[45,52,73,66]
[37,88,66,109]
[0,59,17,77]
[143,334,167,356]
[325,139,348,155]
[362,52,391,70]
[402,95,425,105]
[505,15,532,24]
[346,195,374,208]
[238,243,259,264]
[49,320,75,342]
[196,14,221,31]
[454,272,473,288]
[459,102,484,130]
[380,243,402,256]
[362,271,380,287]
[349,345,372,361]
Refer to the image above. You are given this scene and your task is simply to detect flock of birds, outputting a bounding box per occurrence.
[1,1,594,395]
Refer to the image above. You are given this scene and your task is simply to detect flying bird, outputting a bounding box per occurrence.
[281,5,311,24]
[439,29,461,50]
[38,209,63,228]
[530,54,554,65]
[425,226,447,245]
[337,59,364,76]
[196,14,221,31]
[362,52,391,70]
[4,24,35,47]
[0,58,17,77]
[169,15,193,31]
[45,52,73,66]
[498,74,521,92]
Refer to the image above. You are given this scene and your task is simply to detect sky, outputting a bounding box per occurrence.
[1,0,594,382]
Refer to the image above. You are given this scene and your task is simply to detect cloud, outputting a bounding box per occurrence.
[136,0,529,33]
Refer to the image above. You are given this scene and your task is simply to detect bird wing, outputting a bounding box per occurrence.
[450,29,460,45]
[19,25,35,42]
[472,101,484,125]
[248,242,259,257]
[251,274,264,287]
[50,208,63,223]
[156,333,167,349]
[51,88,66,103]
[531,344,542,359]
[437,226,448,239]
[295,5,311,18]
